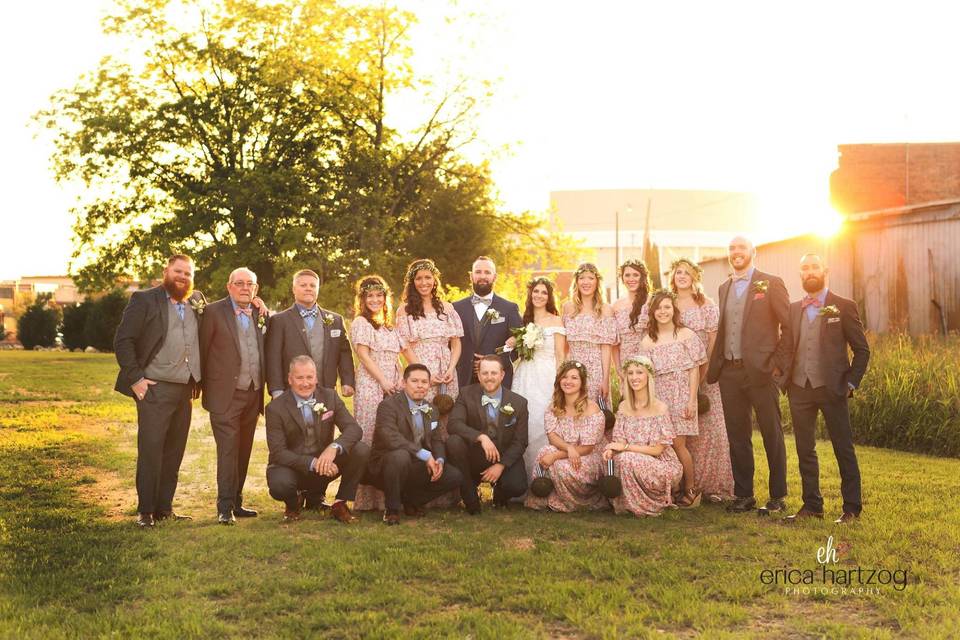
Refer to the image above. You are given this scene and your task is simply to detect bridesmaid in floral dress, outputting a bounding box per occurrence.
[396,258,463,507]
[350,275,405,512]
[562,263,616,404]
[640,290,707,508]
[669,258,734,503]
[612,258,651,369]
[525,361,607,512]
[604,356,683,516]
[396,258,463,403]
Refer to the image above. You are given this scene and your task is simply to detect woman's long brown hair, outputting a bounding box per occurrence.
[646,291,682,342]
[401,259,447,320]
[353,274,393,329]
[619,260,651,328]
[550,360,589,417]
[523,276,559,324]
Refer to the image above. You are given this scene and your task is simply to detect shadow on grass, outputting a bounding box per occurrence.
[0,433,155,626]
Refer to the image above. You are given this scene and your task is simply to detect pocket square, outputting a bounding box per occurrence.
[321,410,334,421]
[329,329,342,337]
[827,317,841,324]
[491,317,505,324]
[753,293,765,301]
[504,418,516,428]
[430,420,439,430]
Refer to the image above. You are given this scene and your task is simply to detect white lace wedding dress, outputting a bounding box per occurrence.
[512,326,566,474]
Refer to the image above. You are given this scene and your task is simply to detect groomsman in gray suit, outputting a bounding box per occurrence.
[784,254,869,525]
[265,269,355,398]
[706,236,793,514]
[199,267,268,525]
[114,254,205,527]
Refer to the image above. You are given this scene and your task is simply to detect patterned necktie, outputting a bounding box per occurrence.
[300,307,318,318]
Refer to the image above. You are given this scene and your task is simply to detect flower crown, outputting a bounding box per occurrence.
[668,257,703,278]
[359,280,388,296]
[618,258,648,276]
[527,275,553,289]
[621,356,655,377]
[649,288,678,301]
[560,359,589,380]
[406,259,440,282]
[573,263,601,281]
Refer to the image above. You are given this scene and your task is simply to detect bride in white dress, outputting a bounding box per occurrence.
[512,277,568,474]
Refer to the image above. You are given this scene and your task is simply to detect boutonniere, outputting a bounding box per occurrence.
[322,313,334,327]
[311,402,328,415]
[257,314,266,331]
[752,280,769,293]
[189,297,206,315]
[483,308,502,323]
[499,403,515,416]
[818,305,840,318]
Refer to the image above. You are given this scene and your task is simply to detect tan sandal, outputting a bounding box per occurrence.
[678,488,702,509]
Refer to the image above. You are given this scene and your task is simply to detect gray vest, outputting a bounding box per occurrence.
[723,284,749,360]
[236,315,261,391]
[792,312,826,388]
[301,413,321,457]
[145,303,202,384]
[305,317,325,375]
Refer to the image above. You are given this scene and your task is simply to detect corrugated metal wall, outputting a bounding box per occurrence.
[699,201,960,334]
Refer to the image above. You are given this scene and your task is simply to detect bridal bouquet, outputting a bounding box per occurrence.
[499,323,545,362]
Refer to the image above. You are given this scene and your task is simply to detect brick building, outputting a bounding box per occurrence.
[830,142,960,213]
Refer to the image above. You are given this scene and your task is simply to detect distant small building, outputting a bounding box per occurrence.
[550,189,759,299]
[0,275,85,338]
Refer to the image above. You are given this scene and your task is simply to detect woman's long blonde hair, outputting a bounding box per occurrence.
[619,356,658,412]
[551,360,589,417]
[571,263,606,318]
[668,257,706,305]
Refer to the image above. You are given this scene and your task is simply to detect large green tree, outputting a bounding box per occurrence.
[40,0,573,309]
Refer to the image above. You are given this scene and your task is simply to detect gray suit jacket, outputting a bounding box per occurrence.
[198,297,267,414]
[113,286,206,397]
[265,387,363,474]
[264,305,356,394]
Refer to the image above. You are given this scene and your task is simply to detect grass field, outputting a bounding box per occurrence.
[1,352,958,638]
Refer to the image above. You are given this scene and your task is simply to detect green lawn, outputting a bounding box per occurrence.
[0,352,958,639]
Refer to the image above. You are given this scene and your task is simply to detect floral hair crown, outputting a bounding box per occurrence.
[621,356,655,377]
[359,280,387,295]
[650,288,678,301]
[406,259,440,282]
[573,263,601,280]
[560,359,589,380]
[527,275,553,289]
[618,258,648,275]
[669,257,703,278]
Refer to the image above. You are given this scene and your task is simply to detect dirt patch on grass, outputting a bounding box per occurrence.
[505,537,535,551]
[75,464,139,520]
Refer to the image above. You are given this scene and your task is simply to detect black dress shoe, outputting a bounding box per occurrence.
[136,513,155,527]
[765,498,787,513]
[726,496,757,513]
[233,507,258,518]
[383,511,401,526]
[218,512,236,525]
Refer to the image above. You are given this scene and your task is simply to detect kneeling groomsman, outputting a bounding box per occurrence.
[199,268,268,524]
[367,364,463,525]
[265,356,369,523]
[446,356,528,514]
[785,254,869,525]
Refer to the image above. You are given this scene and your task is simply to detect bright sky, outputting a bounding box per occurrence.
[3,0,960,279]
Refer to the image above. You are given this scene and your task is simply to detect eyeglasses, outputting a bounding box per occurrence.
[231,281,257,288]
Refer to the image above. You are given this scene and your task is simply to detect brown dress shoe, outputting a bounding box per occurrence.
[834,512,860,524]
[136,513,155,527]
[383,511,401,526]
[784,507,824,523]
[283,508,301,523]
[154,510,193,522]
[403,504,426,518]
[331,501,358,524]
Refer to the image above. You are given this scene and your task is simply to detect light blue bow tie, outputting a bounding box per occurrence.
[297,398,317,409]
[481,396,500,409]
[410,404,431,415]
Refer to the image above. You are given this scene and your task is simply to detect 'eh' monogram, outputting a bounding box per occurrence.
[817,536,839,565]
